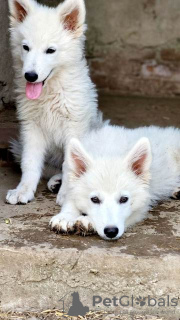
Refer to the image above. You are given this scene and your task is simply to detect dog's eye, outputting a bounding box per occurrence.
[46,48,56,54]
[23,45,30,52]
[91,197,101,204]
[119,196,129,204]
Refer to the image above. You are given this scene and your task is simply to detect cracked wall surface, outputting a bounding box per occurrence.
[2,0,180,99]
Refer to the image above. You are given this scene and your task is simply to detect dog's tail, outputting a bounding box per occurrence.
[9,138,22,163]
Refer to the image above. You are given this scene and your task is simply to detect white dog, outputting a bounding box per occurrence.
[6,0,101,205]
[50,125,180,240]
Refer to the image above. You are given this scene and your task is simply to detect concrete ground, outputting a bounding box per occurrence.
[0,310,172,320]
[0,95,180,319]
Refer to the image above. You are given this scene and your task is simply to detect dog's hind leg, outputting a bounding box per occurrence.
[171,187,180,200]
[47,173,62,194]
[43,149,64,193]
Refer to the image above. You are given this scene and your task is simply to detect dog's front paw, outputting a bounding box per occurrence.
[50,213,96,236]
[74,216,96,236]
[50,213,76,233]
[6,187,34,205]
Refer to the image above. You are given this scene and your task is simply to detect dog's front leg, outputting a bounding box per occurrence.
[6,126,46,205]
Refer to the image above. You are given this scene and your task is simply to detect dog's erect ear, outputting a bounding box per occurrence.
[8,0,35,24]
[58,0,86,36]
[126,138,152,180]
[67,138,92,178]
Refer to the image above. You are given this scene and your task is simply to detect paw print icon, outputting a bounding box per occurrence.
[136,296,146,307]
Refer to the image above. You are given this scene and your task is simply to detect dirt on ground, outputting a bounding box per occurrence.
[0,309,170,320]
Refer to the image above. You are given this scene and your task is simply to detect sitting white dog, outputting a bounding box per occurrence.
[50,125,180,240]
[6,0,100,205]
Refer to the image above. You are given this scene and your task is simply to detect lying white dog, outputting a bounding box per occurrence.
[6,0,100,205]
[50,125,180,240]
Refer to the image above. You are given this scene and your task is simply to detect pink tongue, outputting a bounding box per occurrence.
[26,82,43,100]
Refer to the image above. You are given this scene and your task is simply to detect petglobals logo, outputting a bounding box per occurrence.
[59,291,89,317]
[59,292,178,317]
[93,295,178,308]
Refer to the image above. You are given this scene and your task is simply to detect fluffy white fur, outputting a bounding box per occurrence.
[50,125,180,240]
[6,0,101,204]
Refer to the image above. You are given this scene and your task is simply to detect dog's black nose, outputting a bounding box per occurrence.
[25,72,38,82]
[104,227,119,239]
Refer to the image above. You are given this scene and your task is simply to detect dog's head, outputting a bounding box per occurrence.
[8,0,86,99]
[67,137,152,240]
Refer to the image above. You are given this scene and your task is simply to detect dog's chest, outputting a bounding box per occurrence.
[18,88,92,146]
[39,94,83,146]
[39,96,70,133]
[42,96,70,125]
